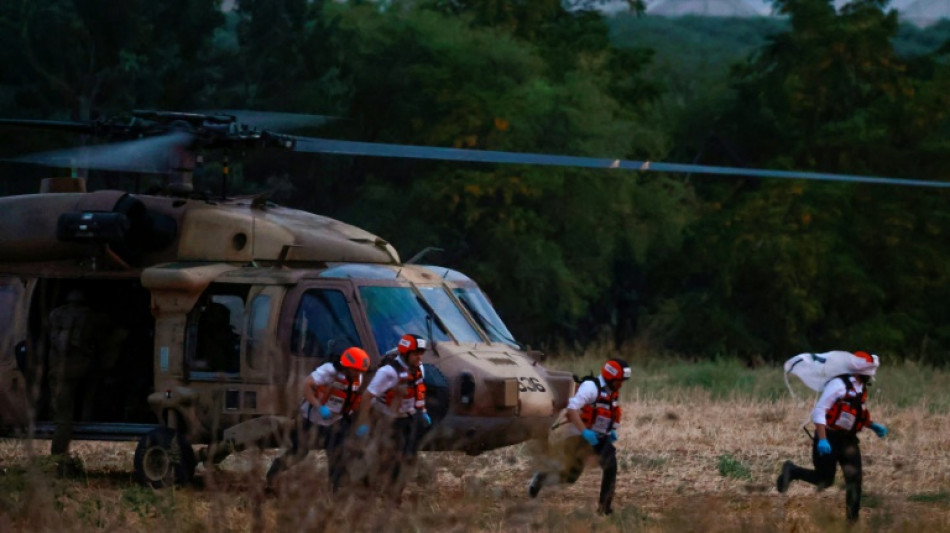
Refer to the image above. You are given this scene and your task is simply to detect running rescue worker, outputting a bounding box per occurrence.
[528,358,631,516]
[266,346,371,491]
[358,333,431,503]
[776,350,888,523]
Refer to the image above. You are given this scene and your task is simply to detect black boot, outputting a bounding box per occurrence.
[776,460,794,493]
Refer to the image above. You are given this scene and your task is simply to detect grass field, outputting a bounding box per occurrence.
[2,357,950,532]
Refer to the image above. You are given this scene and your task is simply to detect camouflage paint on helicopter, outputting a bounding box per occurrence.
[0,186,573,487]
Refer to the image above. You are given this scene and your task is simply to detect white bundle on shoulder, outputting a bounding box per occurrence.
[784,350,880,394]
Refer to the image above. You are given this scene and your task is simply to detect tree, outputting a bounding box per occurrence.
[653,0,950,361]
[280,4,679,346]
[0,0,225,119]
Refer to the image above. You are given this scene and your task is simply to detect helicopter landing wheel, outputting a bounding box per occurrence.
[133,427,197,489]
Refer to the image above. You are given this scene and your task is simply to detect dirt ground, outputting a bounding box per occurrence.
[2,395,950,532]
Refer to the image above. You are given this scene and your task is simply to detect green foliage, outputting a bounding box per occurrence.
[870,359,950,412]
[717,453,752,480]
[0,0,225,118]
[78,496,107,529]
[122,485,160,518]
[3,1,950,360]
[664,359,756,397]
[0,467,27,515]
[643,1,950,361]
[908,490,950,505]
[284,3,678,343]
[623,453,667,470]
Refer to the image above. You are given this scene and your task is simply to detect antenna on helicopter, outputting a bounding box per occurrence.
[405,247,444,265]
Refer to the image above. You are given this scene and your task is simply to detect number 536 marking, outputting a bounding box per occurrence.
[517,377,546,392]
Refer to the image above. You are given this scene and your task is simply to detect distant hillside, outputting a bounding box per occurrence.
[608,14,950,95]
[607,15,783,104]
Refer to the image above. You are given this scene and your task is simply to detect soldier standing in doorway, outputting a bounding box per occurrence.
[47,288,109,474]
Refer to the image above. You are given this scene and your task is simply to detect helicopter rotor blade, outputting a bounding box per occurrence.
[293,137,950,189]
[0,118,97,134]
[10,131,194,174]
[199,110,343,131]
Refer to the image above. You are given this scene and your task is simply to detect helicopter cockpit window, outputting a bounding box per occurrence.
[192,294,243,375]
[291,289,362,361]
[360,286,460,354]
[453,287,518,347]
[417,286,482,343]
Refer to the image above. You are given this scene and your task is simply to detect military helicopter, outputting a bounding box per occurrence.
[0,110,946,489]
[0,110,584,489]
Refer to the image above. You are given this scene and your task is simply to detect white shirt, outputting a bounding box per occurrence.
[812,375,864,426]
[567,376,605,411]
[366,359,426,417]
[300,362,358,426]
[564,375,621,436]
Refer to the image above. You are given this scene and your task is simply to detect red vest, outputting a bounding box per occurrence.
[579,379,622,434]
[825,375,870,433]
[382,359,426,415]
[316,372,363,417]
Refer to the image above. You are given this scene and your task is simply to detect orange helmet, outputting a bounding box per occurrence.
[601,359,631,382]
[340,347,370,372]
[397,333,427,355]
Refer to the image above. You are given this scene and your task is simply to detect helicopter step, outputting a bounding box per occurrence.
[25,421,157,441]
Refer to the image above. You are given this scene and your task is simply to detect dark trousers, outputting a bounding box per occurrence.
[50,376,92,456]
[536,435,618,511]
[267,417,352,490]
[787,431,863,521]
[382,413,427,496]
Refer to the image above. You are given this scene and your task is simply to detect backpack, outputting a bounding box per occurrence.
[550,372,601,432]
[378,348,400,369]
[573,371,600,391]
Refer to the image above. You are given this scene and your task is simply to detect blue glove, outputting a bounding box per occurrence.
[423,412,432,426]
[318,405,331,420]
[608,430,618,443]
[582,429,599,446]
[870,422,888,438]
[817,438,832,455]
[355,424,370,437]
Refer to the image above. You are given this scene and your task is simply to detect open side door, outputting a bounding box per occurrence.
[0,276,33,428]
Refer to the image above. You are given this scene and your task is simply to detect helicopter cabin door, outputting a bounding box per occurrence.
[0,276,31,427]
[286,281,371,376]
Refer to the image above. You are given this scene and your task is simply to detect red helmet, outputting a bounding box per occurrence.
[340,347,370,372]
[397,333,428,355]
[601,359,631,382]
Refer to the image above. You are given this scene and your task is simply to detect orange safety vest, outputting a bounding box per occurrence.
[579,379,622,434]
[825,375,870,433]
[381,359,426,415]
[315,372,363,418]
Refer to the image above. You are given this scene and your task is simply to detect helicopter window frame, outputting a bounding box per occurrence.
[357,283,485,355]
[187,285,248,380]
[451,286,518,347]
[415,285,483,344]
[359,285,451,356]
[245,293,272,372]
[290,287,363,363]
[0,279,24,364]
